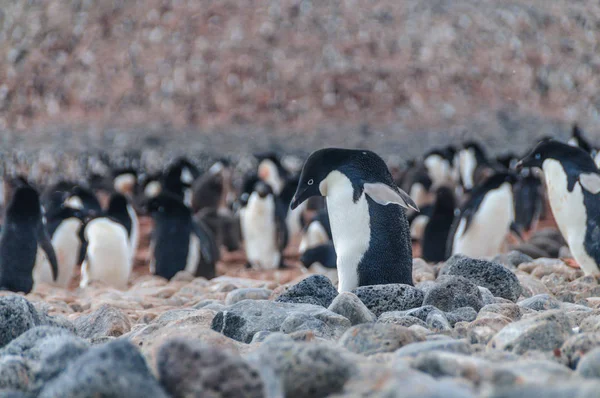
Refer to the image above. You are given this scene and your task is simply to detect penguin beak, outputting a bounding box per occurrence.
[290,188,309,210]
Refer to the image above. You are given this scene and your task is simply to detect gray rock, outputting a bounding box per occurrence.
[561,333,600,369]
[518,294,561,311]
[487,382,600,398]
[328,292,376,325]
[446,307,478,326]
[426,311,451,333]
[377,314,428,328]
[580,315,600,333]
[517,273,551,298]
[577,347,600,379]
[157,338,264,398]
[468,316,512,345]
[442,254,522,301]
[494,359,575,384]
[338,324,423,355]
[248,340,356,398]
[479,286,497,305]
[39,339,167,398]
[225,288,273,305]
[395,339,472,358]
[74,304,131,339]
[478,303,522,321]
[493,251,534,268]
[1,326,73,359]
[275,275,338,307]
[211,300,350,343]
[352,284,424,317]
[489,310,573,354]
[0,356,30,390]
[423,276,483,312]
[280,312,346,340]
[0,295,41,348]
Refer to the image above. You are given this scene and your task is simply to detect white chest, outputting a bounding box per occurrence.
[240,194,279,269]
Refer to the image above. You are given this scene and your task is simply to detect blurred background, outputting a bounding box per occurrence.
[1,0,600,156]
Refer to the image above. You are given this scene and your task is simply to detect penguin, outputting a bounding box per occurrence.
[568,124,593,154]
[300,242,337,269]
[513,169,544,232]
[191,159,232,213]
[299,208,332,253]
[112,168,138,197]
[162,158,199,206]
[65,185,102,216]
[105,193,139,263]
[400,163,433,211]
[517,139,600,275]
[255,151,289,195]
[194,207,242,252]
[447,172,518,258]
[0,185,59,293]
[239,181,288,270]
[145,193,218,280]
[421,186,456,263]
[290,148,418,292]
[140,172,163,199]
[79,216,132,289]
[457,141,489,192]
[423,148,455,189]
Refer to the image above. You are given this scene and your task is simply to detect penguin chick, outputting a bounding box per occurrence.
[517,139,600,275]
[290,148,418,292]
[240,181,288,270]
[0,186,58,293]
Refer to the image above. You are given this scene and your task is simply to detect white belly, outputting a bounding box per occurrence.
[184,233,201,275]
[240,194,280,270]
[543,160,599,274]
[286,200,306,242]
[33,247,53,289]
[453,183,514,258]
[51,218,82,288]
[127,205,139,264]
[323,171,370,292]
[299,219,329,253]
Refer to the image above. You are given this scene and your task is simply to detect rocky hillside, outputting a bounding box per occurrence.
[1,0,600,153]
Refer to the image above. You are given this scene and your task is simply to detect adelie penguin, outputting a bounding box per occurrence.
[290,148,418,292]
[145,193,218,280]
[517,139,600,275]
[0,185,59,293]
[421,186,456,263]
[105,193,139,264]
[447,172,520,258]
[240,181,288,270]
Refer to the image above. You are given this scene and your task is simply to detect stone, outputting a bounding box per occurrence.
[488,310,573,354]
[518,294,561,311]
[478,303,522,321]
[1,326,74,359]
[280,312,347,340]
[38,340,168,398]
[157,338,264,398]
[328,292,376,325]
[479,286,497,305]
[0,356,30,390]
[442,254,522,301]
[225,288,273,305]
[352,284,424,317]
[275,275,338,307]
[468,316,512,345]
[560,333,600,369]
[248,339,356,398]
[581,315,600,333]
[577,347,600,379]
[377,314,427,328]
[446,307,478,326]
[426,311,452,333]
[0,295,42,348]
[517,273,551,298]
[423,276,483,312]
[395,339,472,358]
[338,324,423,355]
[211,300,350,343]
[493,251,533,269]
[487,382,600,398]
[74,304,131,339]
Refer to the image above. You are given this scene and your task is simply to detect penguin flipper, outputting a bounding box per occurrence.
[363,182,419,212]
[510,222,525,242]
[579,173,600,195]
[192,219,220,269]
[36,221,59,281]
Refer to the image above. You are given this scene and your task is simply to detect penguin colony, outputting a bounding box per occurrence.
[0,123,598,294]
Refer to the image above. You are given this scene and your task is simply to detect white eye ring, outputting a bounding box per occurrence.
[307,179,314,186]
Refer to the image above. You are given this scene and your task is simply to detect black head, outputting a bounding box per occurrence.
[290,148,396,210]
[433,186,456,213]
[144,192,189,217]
[107,193,129,215]
[7,186,41,221]
[516,139,596,172]
[254,181,273,199]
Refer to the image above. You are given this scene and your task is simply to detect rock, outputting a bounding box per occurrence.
[157,338,264,398]
[395,339,472,358]
[493,251,534,269]
[489,310,573,354]
[377,314,428,328]
[1,326,73,359]
[74,304,131,339]
[518,294,561,311]
[328,292,376,325]
[412,258,435,282]
[479,286,497,305]
[577,347,600,378]
[29,336,90,393]
[494,359,575,384]
[446,307,478,326]
[581,315,600,333]
[561,333,600,369]
[338,324,423,355]
[248,339,356,398]
[225,288,273,305]
[423,276,483,312]
[0,356,30,390]
[442,254,522,301]
[0,295,41,348]
[478,303,522,321]
[280,312,347,340]
[275,275,338,307]
[352,284,424,317]
[38,340,168,398]
[517,273,551,298]
[211,300,350,343]
[487,382,600,398]
[468,316,512,345]
[426,311,452,332]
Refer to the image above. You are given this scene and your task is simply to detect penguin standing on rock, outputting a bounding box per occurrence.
[0,186,59,293]
[447,172,519,258]
[290,148,418,292]
[517,139,600,275]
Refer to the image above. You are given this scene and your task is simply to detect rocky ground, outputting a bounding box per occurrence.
[1,243,600,396]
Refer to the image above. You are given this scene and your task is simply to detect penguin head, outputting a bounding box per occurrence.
[290,148,418,211]
[7,186,41,221]
[144,192,189,217]
[517,139,596,171]
[107,193,130,216]
[254,181,273,199]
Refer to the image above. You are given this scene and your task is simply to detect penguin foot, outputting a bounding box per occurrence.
[560,258,580,269]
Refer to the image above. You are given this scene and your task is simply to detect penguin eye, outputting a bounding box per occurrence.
[158,206,165,212]
[535,153,541,160]
[307,179,314,186]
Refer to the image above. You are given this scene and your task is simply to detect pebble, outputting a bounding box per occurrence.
[395,339,472,358]
[577,347,600,379]
[560,333,600,369]
[328,292,376,325]
[518,294,561,311]
[225,288,273,305]
[275,275,338,307]
[74,304,132,339]
[352,284,424,317]
[422,276,484,312]
[338,324,423,355]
